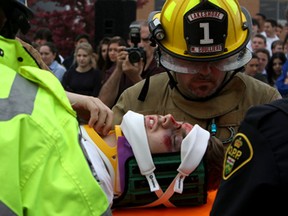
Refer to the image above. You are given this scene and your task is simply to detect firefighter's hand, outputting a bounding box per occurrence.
[67,92,113,136]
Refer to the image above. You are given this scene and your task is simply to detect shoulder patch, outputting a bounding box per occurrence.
[223,133,253,180]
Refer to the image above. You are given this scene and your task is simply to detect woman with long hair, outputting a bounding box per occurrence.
[62,42,102,96]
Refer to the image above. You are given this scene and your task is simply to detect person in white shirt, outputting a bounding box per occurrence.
[263,19,280,56]
[250,33,267,52]
[254,12,266,35]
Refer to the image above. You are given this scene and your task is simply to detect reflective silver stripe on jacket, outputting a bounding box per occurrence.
[0,73,37,120]
[0,201,16,216]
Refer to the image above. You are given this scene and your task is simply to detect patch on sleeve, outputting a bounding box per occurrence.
[223,133,253,180]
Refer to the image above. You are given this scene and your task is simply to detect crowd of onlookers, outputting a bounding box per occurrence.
[26,11,288,107]
[27,20,164,109]
[244,12,288,97]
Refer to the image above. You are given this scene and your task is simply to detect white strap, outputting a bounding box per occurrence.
[174,124,210,193]
[142,125,210,207]
[121,111,160,192]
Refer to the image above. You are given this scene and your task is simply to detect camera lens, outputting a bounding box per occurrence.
[128,50,142,63]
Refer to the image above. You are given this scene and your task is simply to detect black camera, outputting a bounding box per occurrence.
[126,23,146,64]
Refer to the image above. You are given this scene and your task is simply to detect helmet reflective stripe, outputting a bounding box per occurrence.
[0,72,37,121]
[163,1,175,22]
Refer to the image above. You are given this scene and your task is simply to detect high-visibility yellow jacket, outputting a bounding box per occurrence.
[0,36,111,215]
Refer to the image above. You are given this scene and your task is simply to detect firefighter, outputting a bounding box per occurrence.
[112,0,281,147]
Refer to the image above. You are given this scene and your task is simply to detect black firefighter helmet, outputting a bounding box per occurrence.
[0,0,33,38]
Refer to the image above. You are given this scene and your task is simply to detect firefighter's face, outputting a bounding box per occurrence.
[175,66,226,99]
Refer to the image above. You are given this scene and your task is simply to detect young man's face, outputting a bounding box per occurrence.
[256,52,269,72]
[264,22,275,37]
[251,37,266,51]
[144,114,193,153]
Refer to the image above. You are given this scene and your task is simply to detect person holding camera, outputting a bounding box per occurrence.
[98,20,164,108]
